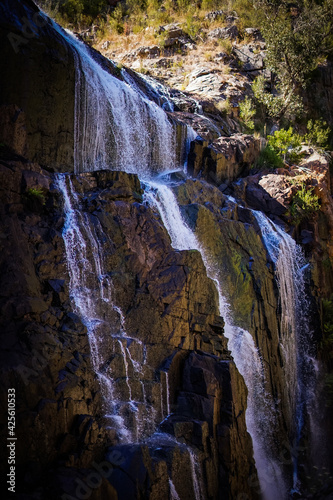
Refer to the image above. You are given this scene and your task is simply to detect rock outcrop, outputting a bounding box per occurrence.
[188,134,261,185]
[0,0,123,171]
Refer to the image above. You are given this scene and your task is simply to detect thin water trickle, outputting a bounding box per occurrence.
[252,210,317,493]
[169,479,181,500]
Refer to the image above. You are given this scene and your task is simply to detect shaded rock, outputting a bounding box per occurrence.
[135,45,161,59]
[0,104,27,156]
[0,0,76,170]
[0,157,261,498]
[245,28,264,42]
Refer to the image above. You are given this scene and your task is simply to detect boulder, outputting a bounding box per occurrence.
[232,44,266,72]
[207,25,239,41]
[187,134,261,184]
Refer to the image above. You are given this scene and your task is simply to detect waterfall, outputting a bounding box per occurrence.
[55,173,160,443]
[47,18,177,176]
[169,479,181,500]
[189,450,203,500]
[252,211,317,493]
[45,10,320,498]
[144,181,287,500]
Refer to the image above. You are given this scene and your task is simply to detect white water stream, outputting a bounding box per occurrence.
[144,181,287,499]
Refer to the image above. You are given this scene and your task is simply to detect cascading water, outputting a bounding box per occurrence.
[46,10,320,498]
[48,18,177,176]
[55,174,161,443]
[252,211,317,493]
[144,181,287,500]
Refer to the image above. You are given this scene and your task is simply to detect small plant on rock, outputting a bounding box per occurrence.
[255,144,284,170]
[217,97,232,116]
[26,187,46,206]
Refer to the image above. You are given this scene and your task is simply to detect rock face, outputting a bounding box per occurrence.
[0,155,258,499]
[0,0,122,171]
[188,134,261,185]
[173,179,294,448]
[0,0,76,170]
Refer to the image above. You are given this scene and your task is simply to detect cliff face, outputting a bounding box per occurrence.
[0,0,76,170]
[0,156,258,499]
[1,1,333,498]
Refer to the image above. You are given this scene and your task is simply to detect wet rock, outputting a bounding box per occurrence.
[0,157,259,498]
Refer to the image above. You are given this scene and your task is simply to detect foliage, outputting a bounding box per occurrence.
[255,144,284,170]
[289,182,320,224]
[252,0,333,121]
[267,127,302,163]
[216,98,232,116]
[201,0,221,9]
[305,119,331,150]
[218,38,233,56]
[185,13,202,40]
[252,74,304,121]
[60,0,106,25]
[239,96,255,130]
[26,188,46,205]
[109,4,124,34]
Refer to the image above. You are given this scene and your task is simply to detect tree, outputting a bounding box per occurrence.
[267,127,301,163]
[253,0,333,122]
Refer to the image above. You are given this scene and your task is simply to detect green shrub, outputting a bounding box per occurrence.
[185,13,202,39]
[267,127,302,164]
[26,187,46,205]
[109,4,124,33]
[289,182,320,224]
[305,119,331,150]
[255,144,284,170]
[201,0,221,9]
[239,96,255,131]
[59,0,106,25]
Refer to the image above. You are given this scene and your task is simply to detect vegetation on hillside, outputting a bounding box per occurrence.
[253,0,333,123]
[37,0,258,35]
[38,0,333,132]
